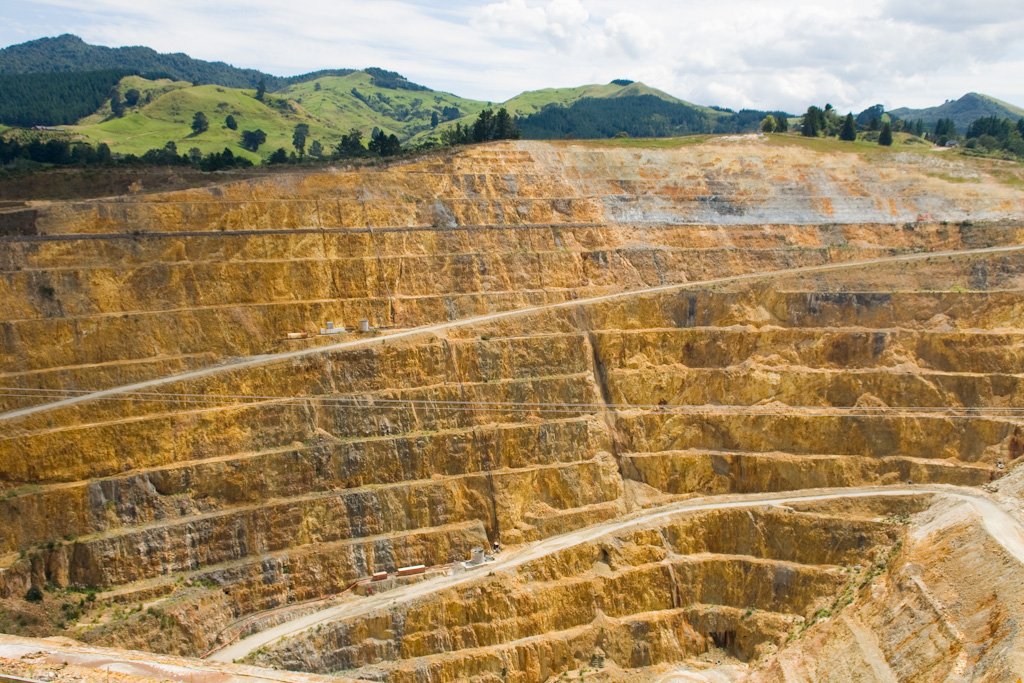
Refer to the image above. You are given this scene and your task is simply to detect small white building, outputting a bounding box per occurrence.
[320,321,345,335]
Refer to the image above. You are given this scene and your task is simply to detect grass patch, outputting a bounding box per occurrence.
[562,134,713,149]
[2,484,42,499]
[763,132,935,156]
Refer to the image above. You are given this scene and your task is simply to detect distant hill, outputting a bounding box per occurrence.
[501,81,710,117]
[1,69,790,161]
[514,94,789,139]
[890,93,1024,131]
[0,34,355,90]
[518,94,710,139]
[52,71,488,162]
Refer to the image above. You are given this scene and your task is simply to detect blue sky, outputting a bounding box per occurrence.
[4,0,1024,114]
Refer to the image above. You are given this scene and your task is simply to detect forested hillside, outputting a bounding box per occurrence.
[517,96,791,138]
[0,69,133,126]
[0,34,353,90]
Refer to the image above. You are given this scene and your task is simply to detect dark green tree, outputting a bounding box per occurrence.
[823,105,843,136]
[240,129,267,151]
[878,121,893,146]
[335,128,365,158]
[140,141,188,166]
[124,88,141,107]
[431,111,440,128]
[308,140,324,157]
[267,147,289,164]
[368,129,401,156]
[493,108,520,140]
[292,123,309,156]
[110,89,125,118]
[933,118,957,145]
[935,118,956,138]
[473,109,495,142]
[196,147,253,171]
[191,111,209,135]
[839,113,856,141]
[225,114,237,130]
[801,106,822,136]
[69,142,98,165]
[440,123,469,146]
[256,79,266,102]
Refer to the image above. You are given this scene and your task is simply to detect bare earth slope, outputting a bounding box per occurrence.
[2,136,1024,683]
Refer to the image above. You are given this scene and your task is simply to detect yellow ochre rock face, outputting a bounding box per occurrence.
[2,138,1024,683]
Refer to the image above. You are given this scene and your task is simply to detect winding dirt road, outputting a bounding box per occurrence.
[210,484,1024,664]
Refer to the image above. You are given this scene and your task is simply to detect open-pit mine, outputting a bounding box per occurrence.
[3,137,1024,683]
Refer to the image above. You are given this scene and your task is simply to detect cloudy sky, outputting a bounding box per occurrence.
[4,0,1024,114]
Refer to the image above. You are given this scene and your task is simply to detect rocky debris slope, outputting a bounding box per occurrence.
[746,481,1024,682]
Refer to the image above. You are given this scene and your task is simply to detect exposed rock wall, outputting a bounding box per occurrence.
[250,501,904,680]
[2,140,1024,680]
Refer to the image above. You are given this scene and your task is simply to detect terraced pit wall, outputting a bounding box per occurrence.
[1,139,1024,680]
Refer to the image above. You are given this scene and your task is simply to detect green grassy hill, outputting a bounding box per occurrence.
[67,74,719,160]
[890,93,1024,131]
[65,72,488,161]
[407,80,727,144]
[278,72,486,139]
[69,79,318,161]
[500,81,711,116]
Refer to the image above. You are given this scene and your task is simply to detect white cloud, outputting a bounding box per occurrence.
[472,0,590,50]
[603,12,662,59]
[883,0,1024,29]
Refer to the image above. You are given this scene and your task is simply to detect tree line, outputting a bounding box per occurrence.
[438,108,520,145]
[794,103,934,146]
[962,116,1024,157]
[0,136,253,172]
[515,95,791,139]
[0,106,523,174]
[788,100,1024,152]
[518,95,709,139]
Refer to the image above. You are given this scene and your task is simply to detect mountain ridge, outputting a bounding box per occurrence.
[0,34,356,90]
[2,34,1024,163]
[890,92,1024,131]
[4,34,1023,132]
